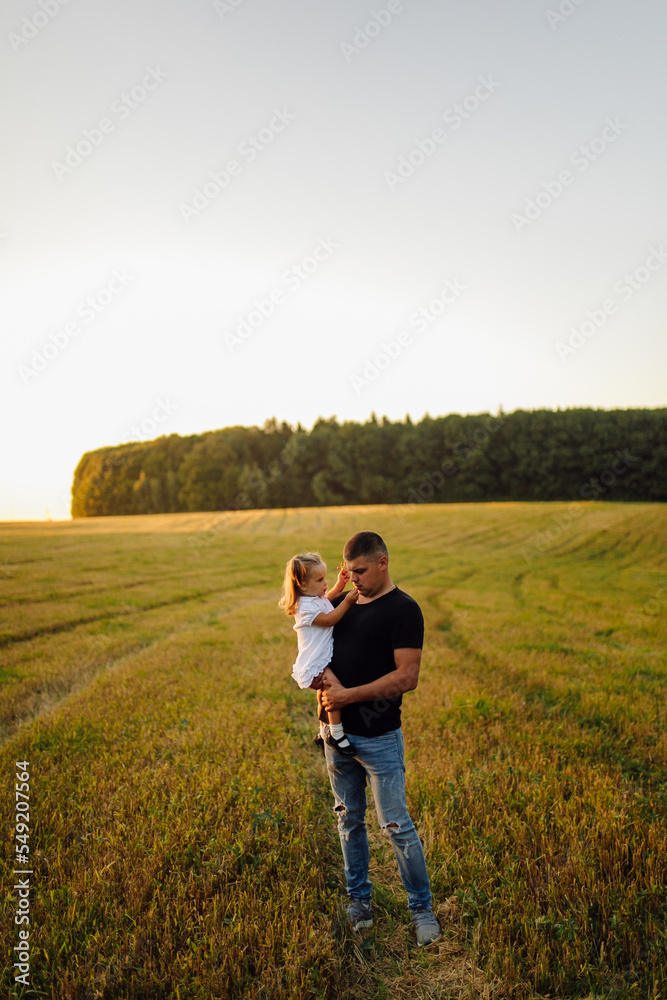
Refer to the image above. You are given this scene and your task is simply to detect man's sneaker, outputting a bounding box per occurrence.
[326,732,356,757]
[346,899,373,931]
[313,732,325,757]
[411,908,441,946]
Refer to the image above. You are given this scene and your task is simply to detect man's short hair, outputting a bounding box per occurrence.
[344,530,388,563]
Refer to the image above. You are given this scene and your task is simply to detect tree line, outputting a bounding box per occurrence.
[70,407,667,517]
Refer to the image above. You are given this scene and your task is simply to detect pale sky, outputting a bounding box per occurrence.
[2,0,665,520]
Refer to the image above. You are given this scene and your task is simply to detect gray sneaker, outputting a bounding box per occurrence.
[411,907,441,946]
[346,899,373,931]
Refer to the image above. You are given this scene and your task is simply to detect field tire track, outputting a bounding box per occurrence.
[0,582,265,650]
[0,572,198,608]
[0,590,281,745]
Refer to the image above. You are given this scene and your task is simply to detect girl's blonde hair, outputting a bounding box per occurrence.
[279,552,325,616]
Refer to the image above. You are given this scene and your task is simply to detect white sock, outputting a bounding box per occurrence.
[330,723,350,747]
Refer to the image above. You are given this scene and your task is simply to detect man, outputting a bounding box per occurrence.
[320,530,441,947]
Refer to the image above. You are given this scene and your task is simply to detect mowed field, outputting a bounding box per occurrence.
[0,502,665,1000]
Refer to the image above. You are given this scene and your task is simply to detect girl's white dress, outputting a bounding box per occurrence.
[291,595,334,689]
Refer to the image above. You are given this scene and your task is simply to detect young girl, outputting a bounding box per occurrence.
[279,552,359,756]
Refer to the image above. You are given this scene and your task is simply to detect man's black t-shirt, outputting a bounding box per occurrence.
[330,587,424,737]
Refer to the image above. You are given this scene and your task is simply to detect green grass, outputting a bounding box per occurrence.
[0,502,665,998]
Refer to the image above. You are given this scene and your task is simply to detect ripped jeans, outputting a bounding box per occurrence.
[325,727,432,910]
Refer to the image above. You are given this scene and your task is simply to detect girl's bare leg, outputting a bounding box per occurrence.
[322,667,343,728]
[320,667,353,753]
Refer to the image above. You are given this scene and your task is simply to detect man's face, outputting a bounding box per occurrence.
[344,555,388,598]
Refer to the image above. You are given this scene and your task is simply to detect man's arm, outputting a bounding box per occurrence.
[320,647,421,712]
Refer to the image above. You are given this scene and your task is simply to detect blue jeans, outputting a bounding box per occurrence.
[324,727,432,911]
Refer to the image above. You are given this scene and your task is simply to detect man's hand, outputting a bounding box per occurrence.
[321,672,349,712]
[321,648,421,711]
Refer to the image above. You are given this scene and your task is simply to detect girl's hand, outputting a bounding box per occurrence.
[336,564,350,587]
[344,588,359,604]
[309,672,325,690]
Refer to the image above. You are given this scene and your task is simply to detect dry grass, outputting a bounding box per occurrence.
[0,502,665,998]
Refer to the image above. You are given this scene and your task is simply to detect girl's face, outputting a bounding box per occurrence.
[303,563,327,598]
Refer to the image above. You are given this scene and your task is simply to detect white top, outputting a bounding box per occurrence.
[291,595,334,689]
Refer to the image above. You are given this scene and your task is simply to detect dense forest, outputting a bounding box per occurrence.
[70,408,667,517]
